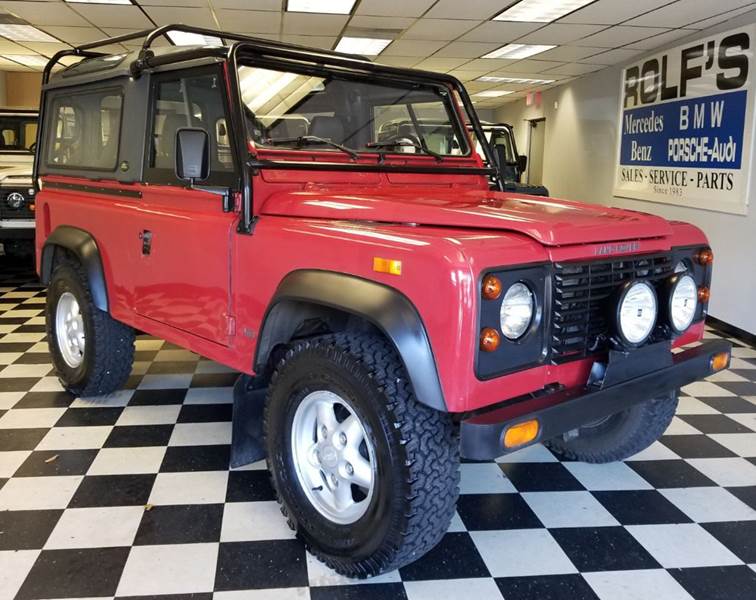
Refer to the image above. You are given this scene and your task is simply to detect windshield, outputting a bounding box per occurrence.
[0,115,37,152]
[237,65,469,157]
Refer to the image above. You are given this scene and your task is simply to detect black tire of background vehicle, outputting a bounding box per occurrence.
[545,391,679,463]
[265,332,460,578]
[46,257,135,397]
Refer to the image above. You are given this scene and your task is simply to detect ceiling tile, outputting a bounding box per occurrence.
[375,55,423,67]
[143,7,216,28]
[448,70,492,82]
[21,41,72,57]
[140,0,209,6]
[514,23,607,45]
[464,57,517,70]
[425,0,511,20]
[0,1,89,27]
[347,15,415,30]
[504,59,566,73]
[210,0,281,8]
[380,39,446,57]
[38,26,106,45]
[686,5,756,29]
[559,0,679,25]
[575,25,670,48]
[458,21,543,43]
[283,13,348,35]
[281,35,336,50]
[356,0,435,18]
[544,62,603,75]
[216,10,281,34]
[65,5,152,29]
[413,56,470,71]
[403,18,480,41]
[586,47,643,65]
[624,28,698,50]
[0,39,34,54]
[433,41,501,59]
[0,57,30,71]
[627,0,754,28]
[535,45,608,61]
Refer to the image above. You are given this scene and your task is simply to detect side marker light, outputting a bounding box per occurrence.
[503,419,540,448]
[710,351,730,372]
[373,257,402,275]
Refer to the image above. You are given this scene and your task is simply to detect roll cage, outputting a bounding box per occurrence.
[35,24,505,234]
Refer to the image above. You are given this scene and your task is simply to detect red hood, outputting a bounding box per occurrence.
[260,188,672,246]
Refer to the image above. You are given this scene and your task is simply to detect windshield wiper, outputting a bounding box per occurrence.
[365,140,443,162]
[263,135,358,159]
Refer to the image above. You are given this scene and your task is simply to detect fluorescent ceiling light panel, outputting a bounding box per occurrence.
[0,25,58,43]
[478,76,555,84]
[64,0,133,5]
[494,0,595,23]
[335,36,392,56]
[167,31,223,46]
[2,54,49,68]
[474,90,513,97]
[482,44,555,59]
[287,0,356,14]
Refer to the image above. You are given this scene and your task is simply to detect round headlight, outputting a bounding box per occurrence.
[6,192,25,209]
[499,282,534,340]
[617,281,657,345]
[669,273,698,333]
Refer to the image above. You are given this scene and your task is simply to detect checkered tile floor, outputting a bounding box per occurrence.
[0,259,755,600]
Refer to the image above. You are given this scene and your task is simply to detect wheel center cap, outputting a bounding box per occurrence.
[320,444,338,468]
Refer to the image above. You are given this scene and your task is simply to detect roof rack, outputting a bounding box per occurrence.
[42,23,372,85]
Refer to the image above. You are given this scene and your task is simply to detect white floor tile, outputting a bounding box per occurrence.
[305,552,400,587]
[708,433,756,457]
[660,487,756,522]
[221,501,296,542]
[87,447,166,475]
[584,569,694,600]
[214,589,311,600]
[404,577,505,600]
[495,443,558,463]
[522,491,619,528]
[0,391,24,409]
[169,422,232,446]
[184,387,233,404]
[0,352,22,366]
[665,417,702,435]
[137,374,194,390]
[0,364,52,378]
[0,475,82,510]
[0,407,66,429]
[626,523,742,568]
[116,543,219,596]
[36,426,113,450]
[0,450,30,477]
[29,376,65,392]
[625,441,680,461]
[446,511,466,533]
[563,462,653,491]
[148,471,228,505]
[45,506,144,549]
[681,381,735,397]
[471,529,577,577]
[116,405,181,426]
[70,390,134,408]
[727,413,756,432]
[686,457,756,487]
[0,549,40,600]
[459,462,517,494]
[154,349,199,362]
[675,397,720,415]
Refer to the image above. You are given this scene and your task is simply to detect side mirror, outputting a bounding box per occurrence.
[176,128,209,182]
[517,154,528,173]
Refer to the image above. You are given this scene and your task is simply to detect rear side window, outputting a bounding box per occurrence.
[46,89,123,170]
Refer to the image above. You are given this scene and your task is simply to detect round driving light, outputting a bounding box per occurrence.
[480,327,500,352]
[698,286,710,303]
[669,274,698,333]
[482,274,502,300]
[6,192,25,209]
[617,281,657,345]
[499,282,534,340]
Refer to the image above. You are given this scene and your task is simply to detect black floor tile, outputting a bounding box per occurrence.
[677,414,753,434]
[399,532,490,581]
[226,470,276,502]
[627,460,717,488]
[716,381,756,396]
[726,485,756,510]
[456,493,543,530]
[160,445,230,472]
[310,584,409,600]
[0,377,43,392]
[214,540,308,591]
[701,521,756,563]
[670,565,756,600]
[14,449,98,477]
[495,574,599,600]
[0,427,48,451]
[147,361,198,374]
[128,389,188,406]
[0,509,62,550]
[15,547,130,600]
[117,595,212,600]
[133,350,159,362]
[550,527,660,572]
[190,373,239,388]
[592,490,693,525]
[0,342,35,352]
[12,353,54,364]
[104,424,175,447]
[55,406,123,427]
[177,403,232,423]
[498,462,585,492]
[68,474,156,507]
[700,396,756,414]
[134,503,224,545]
[660,435,737,458]
[13,391,73,408]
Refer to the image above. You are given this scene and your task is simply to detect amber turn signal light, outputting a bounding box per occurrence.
[697,286,710,303]
[480,327,500,352]
[503,419,540,449]
[696,248,714,265]
[710,351,730,372]
[482,275,502,300]
[373,257,402,275]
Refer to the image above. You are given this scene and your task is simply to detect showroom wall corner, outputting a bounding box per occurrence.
[495,12,756,335]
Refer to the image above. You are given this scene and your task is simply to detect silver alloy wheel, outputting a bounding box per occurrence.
[290,390,376,525]
[55,291,85,368]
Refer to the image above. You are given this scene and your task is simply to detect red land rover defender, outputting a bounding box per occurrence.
[34,26,731,577]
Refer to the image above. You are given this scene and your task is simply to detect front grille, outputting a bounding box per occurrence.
[0,187,34,220]
[551,253,675,363]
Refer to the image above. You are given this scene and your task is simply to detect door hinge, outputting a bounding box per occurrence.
[226,315,236,336]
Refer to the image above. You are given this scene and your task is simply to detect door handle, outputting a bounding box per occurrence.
[139,230,153,255]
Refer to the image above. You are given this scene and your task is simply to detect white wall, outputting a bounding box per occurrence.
[495,13,756,335]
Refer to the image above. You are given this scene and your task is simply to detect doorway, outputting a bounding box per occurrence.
[526,118,546,186]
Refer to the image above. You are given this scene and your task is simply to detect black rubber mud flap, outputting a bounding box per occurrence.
[230,374,268,468]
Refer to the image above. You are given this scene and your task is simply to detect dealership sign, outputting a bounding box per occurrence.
[613,25,755,215]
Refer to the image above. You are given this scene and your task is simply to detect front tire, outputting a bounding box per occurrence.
[46,258,135,397]
[545,391,678,463]
[265,333,459,577]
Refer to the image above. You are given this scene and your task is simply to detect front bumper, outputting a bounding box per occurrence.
[460,339,732,460]
[0,219,34,240]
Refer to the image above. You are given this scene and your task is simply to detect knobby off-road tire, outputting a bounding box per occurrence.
[46,257,135,397]
[265,333,460,578]
[545,391,679,463]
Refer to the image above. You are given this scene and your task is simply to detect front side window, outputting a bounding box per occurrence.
[237,65,468,158]
[0,116,37,152]
[46,90,122,170]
